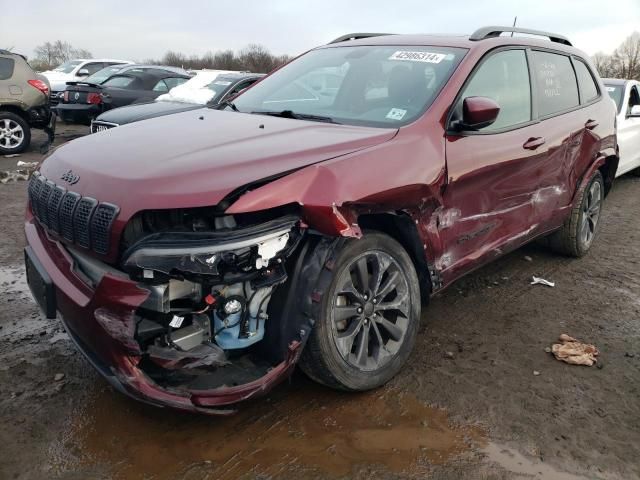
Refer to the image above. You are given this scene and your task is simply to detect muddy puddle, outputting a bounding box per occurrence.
[49,380,485,479]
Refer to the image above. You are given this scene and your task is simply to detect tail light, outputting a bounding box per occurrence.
[27,79,49,97]
[63,91,69,102]
[87,92,102,105]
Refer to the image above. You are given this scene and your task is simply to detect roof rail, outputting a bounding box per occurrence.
[328,33,394,44]
[469,26,572,46]
[0,49,27,60]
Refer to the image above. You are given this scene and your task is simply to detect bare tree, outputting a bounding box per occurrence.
[592,52,617,78]
[239,44,278,73]
[31,40,93,71]
[33,42,57,68]
[213,50,241,70]
[148,44,289,73]
[613,32,640,79]
[592,32,640,81]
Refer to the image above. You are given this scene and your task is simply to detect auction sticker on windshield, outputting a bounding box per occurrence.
[389,51,446,63]
[386,108,407,120]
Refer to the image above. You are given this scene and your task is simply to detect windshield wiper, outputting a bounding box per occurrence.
[216,100,240,112]
[251,110,340,124]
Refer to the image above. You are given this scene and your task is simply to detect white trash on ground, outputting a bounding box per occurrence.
[531,276,555,287]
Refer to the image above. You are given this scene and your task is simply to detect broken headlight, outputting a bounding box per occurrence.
[122,216,300,280]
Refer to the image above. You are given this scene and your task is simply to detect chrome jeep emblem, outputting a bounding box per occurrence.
[60,170,80,185]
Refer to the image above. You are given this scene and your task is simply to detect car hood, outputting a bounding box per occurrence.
[40,109,397,219]
[96,101,203,125]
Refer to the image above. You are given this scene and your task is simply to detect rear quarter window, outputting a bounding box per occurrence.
[0,58,15,80]
[530,51,579,117]
[574,59,599,103]
[102,75,136,88]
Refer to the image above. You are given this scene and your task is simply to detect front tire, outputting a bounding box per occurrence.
[549,170,604,257]
[299,233,421,391]
[0,112,30,154]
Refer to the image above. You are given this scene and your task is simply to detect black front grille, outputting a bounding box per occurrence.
[28,172,119,255]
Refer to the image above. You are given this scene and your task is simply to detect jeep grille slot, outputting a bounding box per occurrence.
[74,198,98,248]
[59,192,81,242]
[28,173,119,255]
[91,204,119,254]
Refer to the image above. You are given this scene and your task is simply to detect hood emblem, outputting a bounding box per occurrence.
[60,170,80,185]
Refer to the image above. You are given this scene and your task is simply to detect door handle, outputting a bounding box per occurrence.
[523,137,546,150]
[585,119,599,130]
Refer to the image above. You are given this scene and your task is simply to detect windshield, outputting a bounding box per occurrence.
[232,45,466,127]
[84,65,127,84]
[53,60,83,73]
[604,84,624,114]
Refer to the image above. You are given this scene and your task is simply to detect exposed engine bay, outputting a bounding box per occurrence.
[117,209,305,390]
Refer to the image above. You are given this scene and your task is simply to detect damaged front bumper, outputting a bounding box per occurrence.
[24,215,307,414]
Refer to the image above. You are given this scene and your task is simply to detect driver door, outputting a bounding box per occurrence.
[440,48,557,282]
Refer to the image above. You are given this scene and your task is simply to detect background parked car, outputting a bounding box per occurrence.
[91,71,264,133]
[604,78,640,177]
[41,58,133,105]
[50,63,170,105]
[0,49,54,154]
[56,67,191,124]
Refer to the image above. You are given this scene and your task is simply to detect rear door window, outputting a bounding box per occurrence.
[530,51,579,117]
[0,58,15,80]
[456,49,531,131]
[574,59,599,103]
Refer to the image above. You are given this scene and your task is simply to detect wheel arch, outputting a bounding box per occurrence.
[598,154,619,196]
[357,212,432,305]
[0,104,29,123]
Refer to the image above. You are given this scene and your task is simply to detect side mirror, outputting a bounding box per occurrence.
[629,105,640,117]
[77,68,90,77]
[459,96,501,130]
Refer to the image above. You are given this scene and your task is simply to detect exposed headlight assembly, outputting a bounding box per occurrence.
[122,216,300,279]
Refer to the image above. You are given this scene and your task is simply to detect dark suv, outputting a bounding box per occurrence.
[0,50,54,154]
[25,27,617,414]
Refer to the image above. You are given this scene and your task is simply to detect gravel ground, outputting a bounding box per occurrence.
[0,123,638,480]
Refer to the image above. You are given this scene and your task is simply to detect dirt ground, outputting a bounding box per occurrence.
[0,123,638,480]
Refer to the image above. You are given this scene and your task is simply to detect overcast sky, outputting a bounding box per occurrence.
[1,0,639,61]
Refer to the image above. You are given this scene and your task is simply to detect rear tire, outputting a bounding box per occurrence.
[299,233,421,391]
[549,170,604,257]
[0,112,30,154]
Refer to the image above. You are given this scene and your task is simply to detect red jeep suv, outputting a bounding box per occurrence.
[25,26,617,413]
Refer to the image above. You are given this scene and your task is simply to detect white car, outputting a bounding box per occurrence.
[41,58,133,98]
[604,78,640,177]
